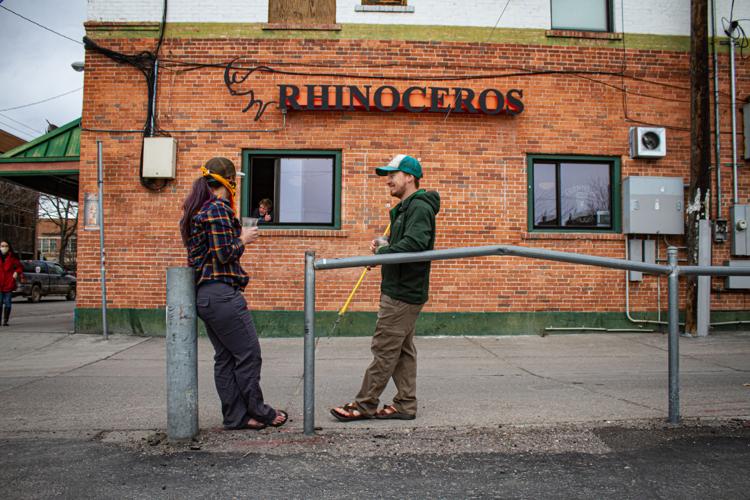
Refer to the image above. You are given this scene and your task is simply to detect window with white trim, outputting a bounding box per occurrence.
[551,0,612,32]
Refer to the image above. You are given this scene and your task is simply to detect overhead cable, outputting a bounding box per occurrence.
[0,5,83,45]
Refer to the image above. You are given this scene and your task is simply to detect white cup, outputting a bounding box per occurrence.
[374,236,389,249]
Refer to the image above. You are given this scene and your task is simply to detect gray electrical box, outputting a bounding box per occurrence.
[725,260,750,289]
[730,204,750,256]
[623,177,684,234]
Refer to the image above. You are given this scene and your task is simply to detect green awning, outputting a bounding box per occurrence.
[0,118,80,163]
[0,118,80,200]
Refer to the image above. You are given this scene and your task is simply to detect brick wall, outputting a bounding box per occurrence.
[77,35,749,319]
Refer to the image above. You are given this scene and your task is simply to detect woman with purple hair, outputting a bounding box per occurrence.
[179,157,287,430]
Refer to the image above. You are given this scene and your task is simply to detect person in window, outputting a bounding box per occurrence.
[0,241,24,326]
[251,198,273,224]
[331,154,440,422]
[179,157,287,430]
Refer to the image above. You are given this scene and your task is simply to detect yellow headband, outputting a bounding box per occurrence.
[201,166,237,212]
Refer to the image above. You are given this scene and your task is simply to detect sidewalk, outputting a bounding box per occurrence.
[0,330,748,434]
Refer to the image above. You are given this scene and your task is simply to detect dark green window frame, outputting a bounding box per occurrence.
[241,149,342,230]
[550,0,614,32]
[527,154,621,233]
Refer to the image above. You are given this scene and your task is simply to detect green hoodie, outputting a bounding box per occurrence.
[375,189,441,305]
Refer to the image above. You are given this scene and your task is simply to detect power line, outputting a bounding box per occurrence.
[0,112,44,135]
[0,5,83,45]
[0,87,83,112]
[486,0,513,42]
[0,119,35,140]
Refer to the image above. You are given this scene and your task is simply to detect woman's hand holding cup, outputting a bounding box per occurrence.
[240,226,259,244]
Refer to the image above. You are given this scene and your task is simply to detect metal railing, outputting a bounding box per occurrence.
[303,244,750,435]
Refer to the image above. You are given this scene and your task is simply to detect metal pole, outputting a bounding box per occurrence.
[303,251,316,436]
[729,36,738,204]
[667,247,680,424]
[96,141,108,340]
[150,59,158,135]
[166,267,199,441]
[315,244,671,275]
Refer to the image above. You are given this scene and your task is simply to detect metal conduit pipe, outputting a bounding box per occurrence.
[624,236,681,326]
[711,0,722,218]
[729,35,739,204]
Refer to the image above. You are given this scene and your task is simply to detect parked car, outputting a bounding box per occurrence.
[14,260,76,302]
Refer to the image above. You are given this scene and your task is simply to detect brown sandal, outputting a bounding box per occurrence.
[330,402,371,422]
[240,418,267,430]
[375,404,416,420]
[270,410,288,428]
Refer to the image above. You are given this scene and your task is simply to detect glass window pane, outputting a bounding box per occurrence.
[551,0,608,31]
[559,163,611,227]
[533,163,558,227]
[278,158,334,224]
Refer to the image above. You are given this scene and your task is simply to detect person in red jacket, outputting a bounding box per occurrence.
[0,241,23,326]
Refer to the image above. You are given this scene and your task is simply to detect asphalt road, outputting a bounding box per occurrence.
[6,296,74,333]
[2,423,749,499]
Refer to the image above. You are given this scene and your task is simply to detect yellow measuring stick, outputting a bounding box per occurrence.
[336,222,391,318]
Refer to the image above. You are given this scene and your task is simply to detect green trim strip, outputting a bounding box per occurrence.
[0,157,79,164]
[85,23,711,52]
[74,308,750,337]
[0,169,79,176]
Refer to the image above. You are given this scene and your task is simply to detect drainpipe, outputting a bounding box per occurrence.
[728,30,739,204]
[710,0,722,218]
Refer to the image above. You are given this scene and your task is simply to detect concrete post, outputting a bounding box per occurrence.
[667,247,680,424]
[697,220,711,336]
[304,251,316,436]
[166,267,199,441]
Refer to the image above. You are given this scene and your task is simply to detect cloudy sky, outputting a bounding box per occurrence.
[0,0,86,141]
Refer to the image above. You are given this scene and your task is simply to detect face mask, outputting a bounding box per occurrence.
[0,247,8,255]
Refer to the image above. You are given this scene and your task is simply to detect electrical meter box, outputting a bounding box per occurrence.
[725,260,750,289]
[730,204,750,256]
[623,176,684,234]
[142,137,177,179]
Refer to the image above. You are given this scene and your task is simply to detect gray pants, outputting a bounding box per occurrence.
[196,282,275,429]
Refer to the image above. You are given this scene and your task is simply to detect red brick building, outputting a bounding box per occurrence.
[73,9,750,335]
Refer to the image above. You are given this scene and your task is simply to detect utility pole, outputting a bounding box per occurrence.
[685,0,712,334]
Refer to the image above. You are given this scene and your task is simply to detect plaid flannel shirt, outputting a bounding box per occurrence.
[187,196,249,290]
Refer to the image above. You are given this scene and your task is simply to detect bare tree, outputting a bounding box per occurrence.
[38,194,78,268]
[0,180,38,258]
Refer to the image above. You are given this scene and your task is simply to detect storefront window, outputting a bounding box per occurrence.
[551,0,611,32]
[243,150,341,228]
[528,155,620,232]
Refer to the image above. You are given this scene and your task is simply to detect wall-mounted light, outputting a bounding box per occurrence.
[71,61,85,72]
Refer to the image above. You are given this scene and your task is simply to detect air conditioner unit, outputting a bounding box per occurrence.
[629,127,666,158]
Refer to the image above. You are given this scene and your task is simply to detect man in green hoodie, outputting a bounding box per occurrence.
[331,154,440,422]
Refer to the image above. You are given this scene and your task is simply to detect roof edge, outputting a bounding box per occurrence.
[0,118,81,159]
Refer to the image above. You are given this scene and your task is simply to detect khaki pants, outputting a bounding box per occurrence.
[355,294,423,417]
